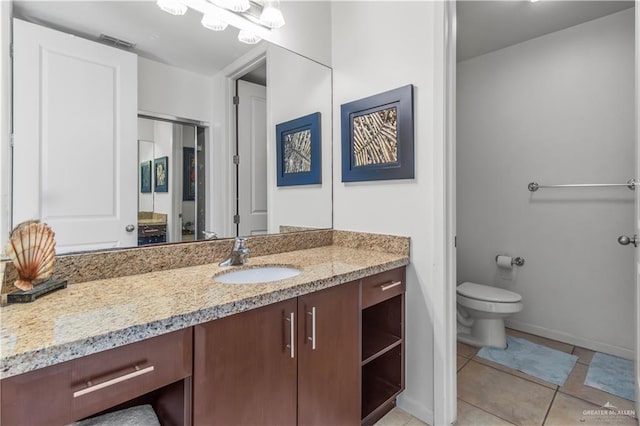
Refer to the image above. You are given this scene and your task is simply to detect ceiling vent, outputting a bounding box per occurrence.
[98,34,136,50]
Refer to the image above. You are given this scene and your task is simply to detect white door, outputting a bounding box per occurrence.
[13,19,138,253]
[237,80,267,236]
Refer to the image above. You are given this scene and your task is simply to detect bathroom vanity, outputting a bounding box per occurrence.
[0,236,408,426]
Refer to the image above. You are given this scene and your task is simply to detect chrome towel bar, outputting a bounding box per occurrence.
[528,179,636,192]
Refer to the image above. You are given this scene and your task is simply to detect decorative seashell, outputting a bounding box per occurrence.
[4,221,56,291]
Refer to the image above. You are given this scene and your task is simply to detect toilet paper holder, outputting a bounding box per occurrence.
[495,255,525,267]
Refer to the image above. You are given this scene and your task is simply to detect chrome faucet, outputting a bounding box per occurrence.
[219,237,250,266]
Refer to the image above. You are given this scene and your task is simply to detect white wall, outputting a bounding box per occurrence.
[331,2,449,424]
[457,9,635,358]
[0,1,12,248]
[266,1,332,66]
[152,120,174,242]
[266,44,332,233]
[138,57,214,123]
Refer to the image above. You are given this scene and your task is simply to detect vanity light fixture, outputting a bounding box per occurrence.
[259,0,285,29]
[169,0,280,45]
[201,13,229,31]
[157,0,188,15]
[227,0,251,13]
[238,29,262,44]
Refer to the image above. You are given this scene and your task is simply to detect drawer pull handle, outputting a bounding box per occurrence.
[143,228,160,233]
[380,281,402,291]
[307,307,317,350]
[73,365,155,398]
[285,312,295,358]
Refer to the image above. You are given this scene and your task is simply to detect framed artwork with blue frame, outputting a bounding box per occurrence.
[183,147,195,201]
[154,156,168,193]
[341,84,414,182]
[276,112,321,186]
[140,161,152,193]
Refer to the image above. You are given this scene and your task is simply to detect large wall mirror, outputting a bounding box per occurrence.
[9,0,332,254]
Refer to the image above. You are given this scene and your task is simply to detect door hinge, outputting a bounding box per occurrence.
[454,236,457,248]
[233,155,239,165]
[9,42,13,59]
[233,95,239,105]
[233,214,240,224]
[10,133,14,148]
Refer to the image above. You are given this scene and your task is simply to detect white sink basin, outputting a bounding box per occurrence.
[214,266,302,284]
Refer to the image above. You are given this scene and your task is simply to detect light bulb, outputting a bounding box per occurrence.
[156,0,188,15]
[201,13,228,31]
[227,0,250,12]
[260,0,285,29]
[238,29,261,44]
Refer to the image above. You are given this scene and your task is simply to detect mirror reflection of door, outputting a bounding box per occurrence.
[138,117,206,246]
[12,19,138,253]
[236,62,268,236]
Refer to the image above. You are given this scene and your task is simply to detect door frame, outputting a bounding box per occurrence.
[635,1,639,417]
[446,0,639,420]
[138,112,209,242]
[440,0,458,424]
[216,46,267,237]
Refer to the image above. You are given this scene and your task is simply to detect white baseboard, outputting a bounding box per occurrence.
[397,393,435,426]
[505,319,634,360]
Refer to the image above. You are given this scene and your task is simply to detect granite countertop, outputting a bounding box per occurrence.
[0,245,408,379]
[137,218,167,226]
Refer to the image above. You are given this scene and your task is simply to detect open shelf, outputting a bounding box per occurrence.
[362,375,402,421]
[360,270,405,425]
[362,327,402,365]
[361,345,402,421]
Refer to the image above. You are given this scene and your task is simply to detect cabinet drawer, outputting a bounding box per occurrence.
[138,224,166,238]
[1,328,192,426]
[361,268,405,309]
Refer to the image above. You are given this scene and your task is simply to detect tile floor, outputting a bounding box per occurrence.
[376,328,637,426]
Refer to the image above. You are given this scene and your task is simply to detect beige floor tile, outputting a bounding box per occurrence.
[558,363,636,414]
[571,346,596,365]
[458,355,471,372]
[544,392,637,425]
[405,417,428,426]
[374,407,413,426]
[457,360,555,426]
[458,341,479,359]
[506,329,574,354]
[472,354,558,390]
[456,399,515,425]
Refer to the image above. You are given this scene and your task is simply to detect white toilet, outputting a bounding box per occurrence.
[456,282,523,349]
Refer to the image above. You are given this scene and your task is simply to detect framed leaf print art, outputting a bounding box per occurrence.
[341,85,414,182]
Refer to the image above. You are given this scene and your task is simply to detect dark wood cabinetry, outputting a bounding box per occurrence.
[192,298,298,425]
[138,223,167,246]
[298,281,360,425]
[193,281,361,426]
[1,328,192,426]
[360,268,406,425]
[2,266,406,426]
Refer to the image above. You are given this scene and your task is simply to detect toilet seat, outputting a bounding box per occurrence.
[457,294,523,314]
[457,282,522,303]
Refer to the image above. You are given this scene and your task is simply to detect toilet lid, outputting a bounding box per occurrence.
[457,282,522,303]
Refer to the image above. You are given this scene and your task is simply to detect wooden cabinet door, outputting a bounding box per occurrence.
[193,299,297,426]
[297,281,360,426]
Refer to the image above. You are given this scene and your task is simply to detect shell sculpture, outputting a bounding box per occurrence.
[5,221,56,291]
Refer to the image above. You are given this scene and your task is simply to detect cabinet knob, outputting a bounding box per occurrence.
[125,224,135,232]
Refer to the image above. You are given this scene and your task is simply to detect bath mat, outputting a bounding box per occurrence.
[477,336,578,386]
[585,352,635,401]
